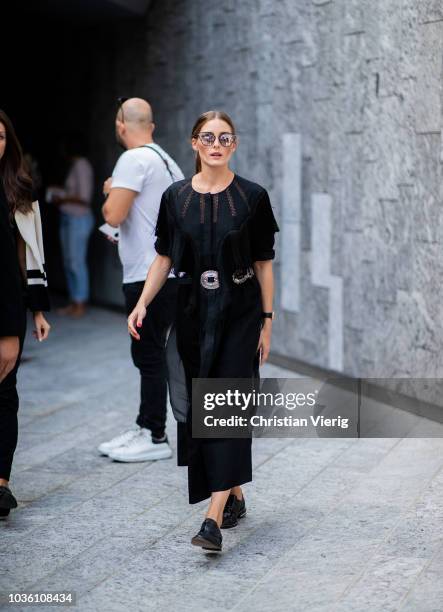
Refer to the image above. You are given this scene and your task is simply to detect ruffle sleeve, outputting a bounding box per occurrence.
[249,189,280,262]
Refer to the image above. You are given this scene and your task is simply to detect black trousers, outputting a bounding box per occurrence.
[0,310,26,481]
[123,279,178,439]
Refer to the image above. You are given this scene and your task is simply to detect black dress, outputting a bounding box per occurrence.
[154,174,280,504]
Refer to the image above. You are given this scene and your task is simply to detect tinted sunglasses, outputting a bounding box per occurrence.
[194,132,237,147]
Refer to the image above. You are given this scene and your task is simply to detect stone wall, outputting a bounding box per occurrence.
[89,0,443,381]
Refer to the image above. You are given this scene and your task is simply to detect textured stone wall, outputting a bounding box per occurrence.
[89,0,443,382]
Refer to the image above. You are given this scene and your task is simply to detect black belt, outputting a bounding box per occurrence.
[177,268,255,289]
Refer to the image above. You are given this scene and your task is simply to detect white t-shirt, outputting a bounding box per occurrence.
[111,144,184,283]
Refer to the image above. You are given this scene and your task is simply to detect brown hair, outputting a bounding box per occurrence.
[191,110,236,173]
[0,109,33,214]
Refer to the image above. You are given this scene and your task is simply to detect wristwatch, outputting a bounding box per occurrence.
[262,311,275,320]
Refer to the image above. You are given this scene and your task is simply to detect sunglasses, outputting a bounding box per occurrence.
[194,131,237,147]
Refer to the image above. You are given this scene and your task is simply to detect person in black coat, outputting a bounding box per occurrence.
[0,110,51,518]
[127,110,279,551]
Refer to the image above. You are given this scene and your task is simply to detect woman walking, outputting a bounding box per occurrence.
[0,110,51,518]
[128,110,279,550]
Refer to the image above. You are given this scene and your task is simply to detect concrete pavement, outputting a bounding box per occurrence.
[0,307,442,611]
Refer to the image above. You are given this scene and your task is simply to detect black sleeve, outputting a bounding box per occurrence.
[154,190,173,257]
[0,200,24,336]
[249,189,280,262]
[27,201,50,313]
[27,281,50,313]
[0,263,23,336]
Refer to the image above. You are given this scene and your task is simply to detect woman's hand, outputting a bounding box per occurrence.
[257,320,272,366]
[33,312,51,342]
[127,302,147,341]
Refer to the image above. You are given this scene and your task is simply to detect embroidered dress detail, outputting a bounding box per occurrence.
[178,181,191,195]
[213,193,219,223]
[225,187,237,217]
[180,188,193,218]
[233,179,249,209]
[200,193,205,224]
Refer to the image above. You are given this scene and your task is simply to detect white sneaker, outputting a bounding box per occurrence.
[107,429,173,462]
[98,426,142,456]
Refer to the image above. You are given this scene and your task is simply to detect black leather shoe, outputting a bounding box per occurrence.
[191,518,222,551]
[221,494,246,529]
[0,508,10,519]
[0,486,17,510]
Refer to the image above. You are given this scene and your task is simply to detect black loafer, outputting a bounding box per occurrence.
[0,486,17,510]
[221,494,246,529]
[191,518,222,551]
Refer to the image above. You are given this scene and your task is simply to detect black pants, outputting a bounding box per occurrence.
[123,279,178,439]
[0,312,26,481]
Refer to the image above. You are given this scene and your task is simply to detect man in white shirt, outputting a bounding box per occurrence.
[98,97,184,462]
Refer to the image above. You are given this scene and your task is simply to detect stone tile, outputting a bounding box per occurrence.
[3,303,442,610]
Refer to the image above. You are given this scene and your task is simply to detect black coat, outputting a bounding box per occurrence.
[0,182,49,336]
[0,183,25,337]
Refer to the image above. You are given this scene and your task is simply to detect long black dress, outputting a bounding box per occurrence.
[154,173,279,504]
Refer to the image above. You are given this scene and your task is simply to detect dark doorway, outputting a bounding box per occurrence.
[1,1,147,303]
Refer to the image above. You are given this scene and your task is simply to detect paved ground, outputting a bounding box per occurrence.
[1,307,442,612]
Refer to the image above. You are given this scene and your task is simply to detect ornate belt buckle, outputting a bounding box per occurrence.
[232,267,254,285]
[200,269,220,289]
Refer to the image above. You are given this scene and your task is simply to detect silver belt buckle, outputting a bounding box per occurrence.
[232,267,254,285]
[200,269,220,289]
